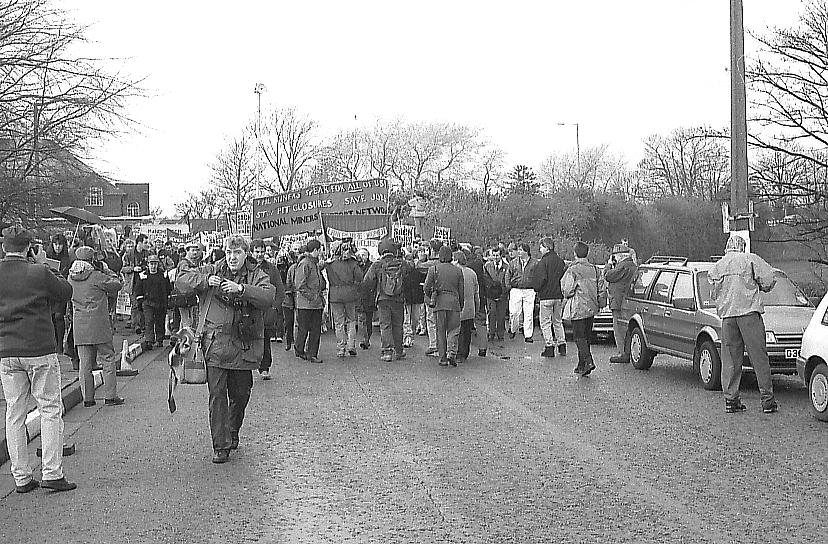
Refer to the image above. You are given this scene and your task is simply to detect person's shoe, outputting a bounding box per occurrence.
[726,399,748,413]
[230,433,239,450]
[573,365,584,374]
[212,449,230,464]
[261,370,271,380]
[381,353,393,362]
[541,346,556,357]
[439,358,449,366]
[276,336,284,343]
[155,341,164,348]
[509,331,517,340]
[284,340,292,351]
[558,344,567,356]
[425,347,439,357]
[417,329,426,336]
[478,349,487,357]
[396,350,407,360]
[41,478,77,492]
[497,335,505,341]
[83,400,96,408]
[524,337,534,343]
[308,356,323,364]
[449,357,457,367]
[403,339,413,348]
[16,479,39,494]
[348,349,358,357]
[337,350,346,358]
[104,397,125,406]
[609,354,629,364]
[581,362,596,376]
[294,350,307,360]
[762,401,779,414]
[71,357,80,371]
[455,357,466,364]
[360,341,370,350]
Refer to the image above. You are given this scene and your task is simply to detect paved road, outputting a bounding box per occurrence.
[0,333,821,544]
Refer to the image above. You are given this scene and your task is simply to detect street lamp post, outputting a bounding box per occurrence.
[557,122,580,181]
[253,83,266,198]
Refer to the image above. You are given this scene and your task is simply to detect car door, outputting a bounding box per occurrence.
[644,270,677,351]
[662,271,697,356]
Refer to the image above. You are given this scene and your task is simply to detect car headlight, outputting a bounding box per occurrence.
[765,331,777,344]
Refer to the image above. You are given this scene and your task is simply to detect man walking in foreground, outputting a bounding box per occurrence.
[561,242,606,377]
[362,238,412,362]
[708,235,778,414]
[0,226,77,492]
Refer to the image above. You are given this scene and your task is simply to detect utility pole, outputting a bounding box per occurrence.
[253,83,266,199]
[557,122,580,182]
[730,0,751,251]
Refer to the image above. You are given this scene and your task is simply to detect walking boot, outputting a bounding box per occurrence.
[541,346,556,358]
[230,432,239,450]
[41,478,77,492]
[725,399,748,413]
[212,449,230,464]
[558,344,567,356]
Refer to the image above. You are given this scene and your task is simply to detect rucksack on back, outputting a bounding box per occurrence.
[379,260,405,297]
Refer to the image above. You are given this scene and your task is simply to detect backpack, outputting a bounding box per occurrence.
[379,259,405,297]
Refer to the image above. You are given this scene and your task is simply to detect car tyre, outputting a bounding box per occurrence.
[694,339,722,391]
[809,362,828,422]
[627,326,654,370]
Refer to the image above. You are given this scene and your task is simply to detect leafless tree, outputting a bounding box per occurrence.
[473,145,505,201]
[209,131,260,211]
[538,145,631,194]
[0,0,142,225]
[174,187,222,219]
[256,106,318,193]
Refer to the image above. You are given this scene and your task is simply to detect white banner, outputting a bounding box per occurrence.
[433,226,451,244]
[116,290,132,316]
[392,224,416,248]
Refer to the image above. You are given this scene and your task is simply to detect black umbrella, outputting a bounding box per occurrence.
[49,206,103,226]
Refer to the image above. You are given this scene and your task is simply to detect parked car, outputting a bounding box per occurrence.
[797,291,828,421]
[621,257,814,390]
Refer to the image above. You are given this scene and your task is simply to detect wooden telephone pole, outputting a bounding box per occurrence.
[730,0,752,250]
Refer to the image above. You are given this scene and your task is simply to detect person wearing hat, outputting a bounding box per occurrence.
[604,241,638,363]
[0,226,77,492]
[69,246,124,408]
[708,234,778,414]
[175,241,204,330]
[362,238,413,362]
[134,253,171,350]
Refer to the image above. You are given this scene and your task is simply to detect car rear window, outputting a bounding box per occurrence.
[672,273,694,309]
[631,268,658,297]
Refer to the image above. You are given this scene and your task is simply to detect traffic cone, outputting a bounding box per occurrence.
[117,339,139,377]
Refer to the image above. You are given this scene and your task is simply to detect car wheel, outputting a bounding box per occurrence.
[809,362,828,422]
[694,340,722,391]
[627,326,654,370]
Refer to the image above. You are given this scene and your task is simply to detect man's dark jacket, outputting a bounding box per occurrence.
[532,250,566,300]
[134,270,171,309]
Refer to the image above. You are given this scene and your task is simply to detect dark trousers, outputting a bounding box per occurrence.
[168,307,181,335]
[273,310,285,339]
[457,319,474,360]
[572,316,595,369]
[207,366,253,452]
[487,298,508,338]
[260,327,277,372]
[143,304,167,345]
[377,300,404,355]
[721,312,774,405]
[282,307,295,345]
[436,309,461,360]
[296,308,322,358]
[359,310,375,344]
[52,312,66,355]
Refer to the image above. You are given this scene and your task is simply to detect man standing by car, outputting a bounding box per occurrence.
[0,226,76,492]
[708,234,778,414]
[532,237,567,357]
[604,242,638,363]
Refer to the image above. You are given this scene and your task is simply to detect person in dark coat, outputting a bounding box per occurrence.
[356,248,377,349]
[134,254,171,350]
[402,249,425,348]
[292,240,327,364]
[423,245,465,366]
[483,246,509,341]
[466,247,489,356]
[282,246,302,352]
[533,237,568,357]
[46,233,73,357]
[251,239,285,379]
[604,242,638,363]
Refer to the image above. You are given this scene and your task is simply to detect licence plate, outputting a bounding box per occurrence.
[785,348,799,359]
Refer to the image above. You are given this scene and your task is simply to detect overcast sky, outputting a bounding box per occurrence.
[68,0,802,214]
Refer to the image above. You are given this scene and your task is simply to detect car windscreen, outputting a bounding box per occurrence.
[696,270,811,309]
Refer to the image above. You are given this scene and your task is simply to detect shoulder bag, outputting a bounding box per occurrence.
[182,288,213,384]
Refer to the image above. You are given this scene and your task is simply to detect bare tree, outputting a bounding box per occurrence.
[474,145,506,201]
[209,130,259,211]
[256,106,318,193]
[538,145,630,194]
[638,127,730,200]
[174,187,222,219]
[0,0,142,225]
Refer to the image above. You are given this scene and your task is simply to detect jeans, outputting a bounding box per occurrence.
[436,309,461,360]
[359,310,374,345]
[572,316,595,369]
[509,288,536,338]
[403,303,423,344]
[487,297,508,338]
[330,302,358,352]
[207,366,253,451]
[0,354,65,485]
[721,312,775,405]
[77,343,118,401]
[426,305,438,350]
[539,299,566,347]
[378,300,405,355]
[260,327,277,372]
[296,308,322,358]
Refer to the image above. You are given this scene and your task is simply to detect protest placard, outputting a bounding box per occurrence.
[252,179,388,238]
[392,223,416,248]
[433,226,451,244]
[116,290,131,316]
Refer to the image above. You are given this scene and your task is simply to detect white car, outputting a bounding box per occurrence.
[797,291,828,421]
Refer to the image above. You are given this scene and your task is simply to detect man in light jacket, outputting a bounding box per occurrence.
[708,235,778,414]
[292,239,327,364]
[561,242,606,377]
[604,242,638,363]
[176,235,275,463]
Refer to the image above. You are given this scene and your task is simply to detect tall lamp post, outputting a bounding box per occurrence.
[253,83,266,198]
[557,122,580,181]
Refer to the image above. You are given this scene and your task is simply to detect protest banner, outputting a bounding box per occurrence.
[433,226,451,245]
[392,224,416,249]
[321,214,389,259]
[134,223,189,242]
[167,229,187,245]
[252,179,388,238]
